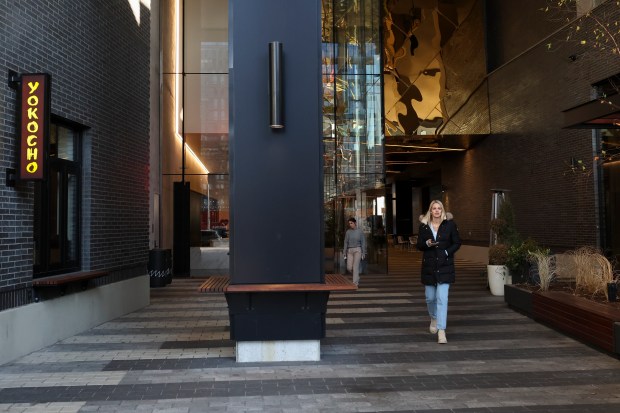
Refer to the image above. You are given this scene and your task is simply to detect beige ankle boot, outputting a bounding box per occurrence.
[429,318,438,334]
[438,329,447,344]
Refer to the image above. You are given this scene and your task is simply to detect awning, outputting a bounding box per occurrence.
[563,93,620,129]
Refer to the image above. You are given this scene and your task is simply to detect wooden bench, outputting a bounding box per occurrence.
[200,274,356,341]
[32,270,110,301]
[199,274,357,293]
[198,275,230,293]
[32,270,110,287]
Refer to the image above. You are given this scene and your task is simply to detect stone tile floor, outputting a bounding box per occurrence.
[1,249,620,412]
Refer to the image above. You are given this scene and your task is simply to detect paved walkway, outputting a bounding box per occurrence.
[1,249,620,412]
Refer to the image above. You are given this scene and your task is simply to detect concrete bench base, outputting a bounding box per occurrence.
[236,340,320,362]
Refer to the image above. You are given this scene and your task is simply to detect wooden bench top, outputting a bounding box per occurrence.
[32,270,109,287]
[199,274,357,293]
[198,275,230,293]
[536,291,620,320]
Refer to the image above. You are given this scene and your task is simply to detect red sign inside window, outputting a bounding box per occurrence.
[19,73,50,180]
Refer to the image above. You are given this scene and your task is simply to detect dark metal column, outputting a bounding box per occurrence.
[228,0,324,341]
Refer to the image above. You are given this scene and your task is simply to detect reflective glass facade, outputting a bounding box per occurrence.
[322,0,386,274]
[160,0,387,275]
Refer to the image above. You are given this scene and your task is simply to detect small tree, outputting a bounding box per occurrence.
[490,198,520,247]
[489,244,509,265]
[542,1,620,60]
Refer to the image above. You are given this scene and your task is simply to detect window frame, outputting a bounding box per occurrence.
[33,116,83,278]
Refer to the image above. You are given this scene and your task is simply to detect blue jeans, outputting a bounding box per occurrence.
[425,283,450,330]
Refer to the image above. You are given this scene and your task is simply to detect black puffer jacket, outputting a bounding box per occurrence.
[416,214,461,285]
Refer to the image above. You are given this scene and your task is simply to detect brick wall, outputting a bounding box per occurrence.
[441,0,620,250]
[0,1,150,308]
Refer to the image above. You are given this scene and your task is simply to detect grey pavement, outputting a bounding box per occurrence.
[1,248,620,412]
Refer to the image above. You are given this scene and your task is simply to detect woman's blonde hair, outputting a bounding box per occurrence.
[420,200,447,225]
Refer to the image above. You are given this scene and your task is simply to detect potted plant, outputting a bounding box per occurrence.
[488,243,509,296]
[506,238,541,284]
[488,197,519,296]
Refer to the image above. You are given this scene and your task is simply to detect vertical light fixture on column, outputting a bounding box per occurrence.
[269,41,283,128]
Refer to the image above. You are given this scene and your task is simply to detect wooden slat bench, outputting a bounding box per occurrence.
[32,270,110,301]
[199,274,356,293]
[32,270,110,287]
[198,276,230,293]
[200,274,356,341]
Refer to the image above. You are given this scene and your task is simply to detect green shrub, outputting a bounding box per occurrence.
[489,244,509,265]
[506,238,547,273]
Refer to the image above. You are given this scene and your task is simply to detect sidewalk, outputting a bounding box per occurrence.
[1,249,620,412]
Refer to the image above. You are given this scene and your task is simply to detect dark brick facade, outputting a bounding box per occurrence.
[441,0,619,251]
[0,1,150,309]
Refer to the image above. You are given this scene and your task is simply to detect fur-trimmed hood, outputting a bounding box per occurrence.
[419,212,454,225]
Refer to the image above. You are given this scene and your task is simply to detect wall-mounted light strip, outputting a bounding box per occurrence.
[174,0,208,174]
[269,41,283,129]
[386,161,431,165]
[385,144,466,152]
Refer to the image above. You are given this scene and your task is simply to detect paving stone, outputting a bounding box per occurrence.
[1,252,620,412]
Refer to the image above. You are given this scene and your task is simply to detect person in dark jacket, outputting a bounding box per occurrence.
[416,200,461,344]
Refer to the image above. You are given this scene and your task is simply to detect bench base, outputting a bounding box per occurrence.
[200,275,356,344]
[225,291,329,341]
[236,340,320,362]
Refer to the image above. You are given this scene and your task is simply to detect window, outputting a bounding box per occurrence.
[33,119,82,277]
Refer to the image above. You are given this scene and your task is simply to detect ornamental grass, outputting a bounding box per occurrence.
[564,247,613,300]
[527,251,556,292]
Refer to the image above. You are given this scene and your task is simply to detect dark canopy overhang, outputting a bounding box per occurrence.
[563,93,620,129]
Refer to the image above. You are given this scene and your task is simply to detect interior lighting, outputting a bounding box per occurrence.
[385,144,466,152]
[174,0,208,174]
[386,161,430,165]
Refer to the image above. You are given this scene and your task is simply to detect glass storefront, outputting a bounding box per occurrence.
[322,1,386,274]
[160,0,386,275]
[160,0,230,275]
[159,0,617,274]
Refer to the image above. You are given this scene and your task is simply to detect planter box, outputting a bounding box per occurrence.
[504,285,620,355]
[504,284,533,316]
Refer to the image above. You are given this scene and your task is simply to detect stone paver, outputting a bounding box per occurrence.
[1,250,620,412]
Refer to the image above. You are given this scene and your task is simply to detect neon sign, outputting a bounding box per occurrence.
[19,73,50,180]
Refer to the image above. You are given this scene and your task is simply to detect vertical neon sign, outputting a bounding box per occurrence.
[19,73,50,180]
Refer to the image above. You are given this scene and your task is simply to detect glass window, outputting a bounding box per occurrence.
[162,0,386,275]
[322,0,386,274]
[602,129,620,261]
[33,120,81,277]
[50,124,76,161]
[161,0,230,275]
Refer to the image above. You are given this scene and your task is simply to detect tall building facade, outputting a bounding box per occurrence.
[1,0,618,363]
[0,0,153,363]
